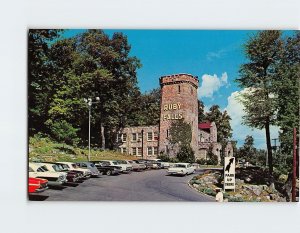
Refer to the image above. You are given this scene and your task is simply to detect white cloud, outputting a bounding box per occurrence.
[206,49,226,61]
[224,89,279,149]
[198,72,228,98]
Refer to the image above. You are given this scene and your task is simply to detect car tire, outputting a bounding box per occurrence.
[106,170,112,176]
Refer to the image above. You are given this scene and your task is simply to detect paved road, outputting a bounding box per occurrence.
[30,169,214,201]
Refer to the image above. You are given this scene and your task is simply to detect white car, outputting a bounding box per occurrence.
[150,159,170,168]
[126,160,146,171]
[167,163,195,176]
[101,160,132,173]
[29,162,67,186]
[59,162,92,178]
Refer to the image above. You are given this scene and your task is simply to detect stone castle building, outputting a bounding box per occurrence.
[117,73,233,163]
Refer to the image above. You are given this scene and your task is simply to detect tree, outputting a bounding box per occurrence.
[198,100,206,123]
[206,145,218,165]
[274,31,300,153]
[236,30,283,178]
[205,105,232,144]
[50,120,79,146]
[168,119,193,158]
[176,145,195,163]
[28,29,63,135]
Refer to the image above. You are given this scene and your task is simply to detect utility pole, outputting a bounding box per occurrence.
[84,97,100,161]
[292,128,297,202]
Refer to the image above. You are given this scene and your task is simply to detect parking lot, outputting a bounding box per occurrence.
[29,169,213,201]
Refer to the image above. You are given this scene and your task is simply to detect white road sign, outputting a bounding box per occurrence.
[224,157,235,190]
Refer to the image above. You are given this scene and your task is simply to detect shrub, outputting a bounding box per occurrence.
[176,145,195,163]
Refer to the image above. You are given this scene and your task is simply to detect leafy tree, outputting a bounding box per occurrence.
[127,88,161,126]
[198,100,206,123]
[205,105,232,144]
[50,120,79,146]
[28,29,63,135]
[169,119,192,147]
[236,30,283,178]
[176,145,195,163]
[206,145,218,165]
[274,31,300,153]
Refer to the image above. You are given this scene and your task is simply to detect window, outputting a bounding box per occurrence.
[153,147,158,156]
[122,133,127,142]
[153,131,158,140]
[178,85,181,93]
[132,133,137,141]
[121,147,127,154]
[147,132,153,141]
[166,130,169,138]
[137,133,142,141]
[137,147,142,156]
[191,87,193,94]
[132,147,137,156]
[147,147,153,156]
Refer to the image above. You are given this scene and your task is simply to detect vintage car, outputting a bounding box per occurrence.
[115,160,133,173]
[150,159,170,168]
[91,161,122,176]
[29,162,67,186]
[41,162,81,183]
[28,177,48,193]
[99,160,132,173]
[54,162,85,179]
[126,160,146,171]
[167,163,195,176]
[59,162,92,178]
[75,162,101,177]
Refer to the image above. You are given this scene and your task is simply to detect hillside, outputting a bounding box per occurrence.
[29,136,137,162]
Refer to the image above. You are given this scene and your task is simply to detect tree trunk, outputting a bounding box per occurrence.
[100,123,105,149]
[265,119,273,179]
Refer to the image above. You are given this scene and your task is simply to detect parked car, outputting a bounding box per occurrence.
[91,161,122,175]
[167,163,195,176]
[76,162,101,177]
[126,160,146,171]
[29,162,67,186]
[150,159,170,168]
[41,162,81,183]
[59,162,92,178]
[115,160,133,173]
[54,162,85,179]
[28,177,48,193]
[100,160,132,173]
[134,159,151,169]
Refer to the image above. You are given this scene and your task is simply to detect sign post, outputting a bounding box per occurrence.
[224,157,236,192]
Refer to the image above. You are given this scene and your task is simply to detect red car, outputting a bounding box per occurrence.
[28,177,48,193]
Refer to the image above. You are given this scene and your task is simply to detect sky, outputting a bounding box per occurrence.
[62,29,293,149]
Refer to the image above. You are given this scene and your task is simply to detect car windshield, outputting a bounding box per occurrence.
[52,164,61,172]
[71,163,77,168]
[175,164,187,168]
[112,161,118,165]
[60,164,69,170]
[117,160,127,164]
[101,162,110,166]
[90,163,95,167]
[37,166,46,172]
[41,165,49,171]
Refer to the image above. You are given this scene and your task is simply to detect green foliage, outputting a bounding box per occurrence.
[196,158,207,165]
[236,30,283,176]
[205,105,232,144]
[206,145,218,165]
[29,29,142,149]
[49,120,79,146]
[169,119,192,146]
[176,145,195,163]
[157,153,170,162]
[198,100,206,123]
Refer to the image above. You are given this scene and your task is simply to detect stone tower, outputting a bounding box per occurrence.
[158,73,199,157]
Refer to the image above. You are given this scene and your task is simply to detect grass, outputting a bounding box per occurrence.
[29,136,137,162]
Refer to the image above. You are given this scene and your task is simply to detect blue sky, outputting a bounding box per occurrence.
[62,29,293,149]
